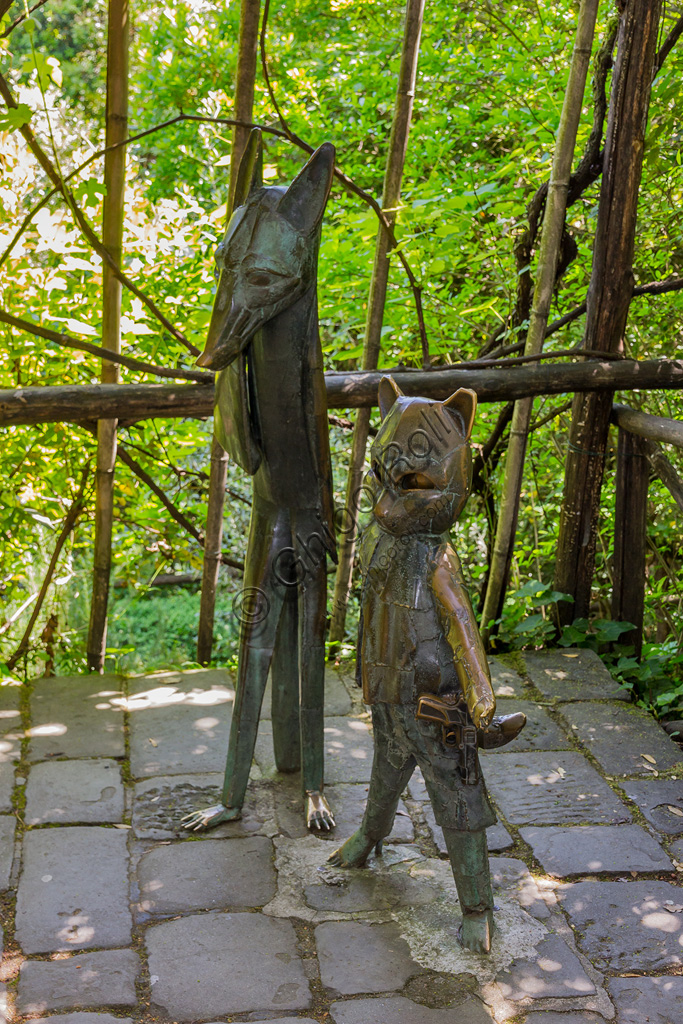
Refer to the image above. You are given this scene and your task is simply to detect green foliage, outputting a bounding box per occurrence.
[1,0,682,682]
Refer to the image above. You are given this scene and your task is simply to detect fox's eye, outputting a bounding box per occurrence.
[247,271,273,287]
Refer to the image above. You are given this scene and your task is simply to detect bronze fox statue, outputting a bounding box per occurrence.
[183,130,337,831]
[329,377,526,952]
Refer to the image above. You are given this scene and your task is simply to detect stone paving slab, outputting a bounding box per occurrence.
[607,975,683,1023]
[17,949,139,1013]
[0,764,15,813]
[330,995,495,1023]
[559,880,683,971]
[484,751,631,825]
[322,717,375,784]
[146,912,311,1018]
[419,798,513,856]
[132,773,275,839]
[16,826,132,953]
[489,658,527,697]
[519,824,672,877]
[128,671,233,778]
[25,759,124,825]
[304,869,437,913]
[622,779,683,835]
[0,682,22,764]
[262,665,353,719]
[317,783,413,844]
[523,648,628,701]
[494,933,595,1000]
[255,716,374,784]
[522,1014,606,1024]
[0,815,15,889]
[136,835,276,915]
[490,857,550,920]
[28,675,125,760]
[558,702,683,776]
[33,1016,132,1024]
[316,920,424,995]
[480,700,571,753]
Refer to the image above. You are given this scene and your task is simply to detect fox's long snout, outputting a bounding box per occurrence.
[196,272,251,371]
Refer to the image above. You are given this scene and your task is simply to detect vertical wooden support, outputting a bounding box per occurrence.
[479,0,599,642]
[612,428,649,657]
[553,0,662,624]
[197,0,261,665]
[329,0,425,647]
[87,0,129,672]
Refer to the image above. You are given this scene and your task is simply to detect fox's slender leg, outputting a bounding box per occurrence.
[329,708,415,865]
[271,585,300,773]
[297,539,333,829]
[182,505,286,831]
[442,828,495,953]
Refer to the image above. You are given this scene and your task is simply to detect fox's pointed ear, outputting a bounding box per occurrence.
[278,142,335,235]
[232,128,263,211]
[442,388,477,439]
[378,376,404,420]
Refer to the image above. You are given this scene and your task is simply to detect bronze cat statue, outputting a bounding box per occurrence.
[329,377,526,953]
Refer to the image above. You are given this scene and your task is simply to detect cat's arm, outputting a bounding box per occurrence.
[431,546,496,728]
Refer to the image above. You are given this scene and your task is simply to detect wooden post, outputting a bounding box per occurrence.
[197,0,261,665]
[479,0,599,641]
[612,428,649,657]
[554,0,662,624]
[329,0,425,648]
[87,0,129,672]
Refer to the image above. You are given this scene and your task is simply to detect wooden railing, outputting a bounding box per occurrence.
[611,404,683,656]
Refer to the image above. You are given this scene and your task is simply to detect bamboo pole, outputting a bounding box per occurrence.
[479,0,599,643]
[8,467,90,671]
[554,0,663,624]
[87,0,129,672]
[329,0,425,647]
[197,0,261,665]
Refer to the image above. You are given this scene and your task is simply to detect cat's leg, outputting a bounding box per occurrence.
[271,585,300,773]
[182,506,284,831]
[329,705,415,866]
[442,828,495,953]
[297,543,332,830]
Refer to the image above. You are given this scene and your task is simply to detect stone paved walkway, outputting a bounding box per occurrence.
[1,648,682,1023]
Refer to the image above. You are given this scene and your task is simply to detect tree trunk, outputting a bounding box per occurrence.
[87,0,129,672]
[554,0,662,624]
[197,0,261,665]
[329,0,425,648]
[480,0,599,642]
[611,428,649,657]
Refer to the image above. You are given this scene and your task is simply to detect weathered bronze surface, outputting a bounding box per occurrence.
[329,377,526,952]
[182,130,337,832]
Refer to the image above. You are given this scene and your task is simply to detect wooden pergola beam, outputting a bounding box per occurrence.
[2,358,683,427]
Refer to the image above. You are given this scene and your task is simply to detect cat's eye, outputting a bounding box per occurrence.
[400,472,434,490]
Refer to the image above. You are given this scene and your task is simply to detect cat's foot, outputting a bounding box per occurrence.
[307,791,335,832]
[180,803,242,832]
[477,712,527,750]
[327,829,378,868]
[458,909,495,954]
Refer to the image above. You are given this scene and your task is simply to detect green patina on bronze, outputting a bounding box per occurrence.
[330,377,526,954]
[183,129,337,832]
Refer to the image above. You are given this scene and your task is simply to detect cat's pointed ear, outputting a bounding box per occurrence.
[232,128,263,210]
[442,388,477,439]
[278,142,335,235]
[378,376,404,420]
